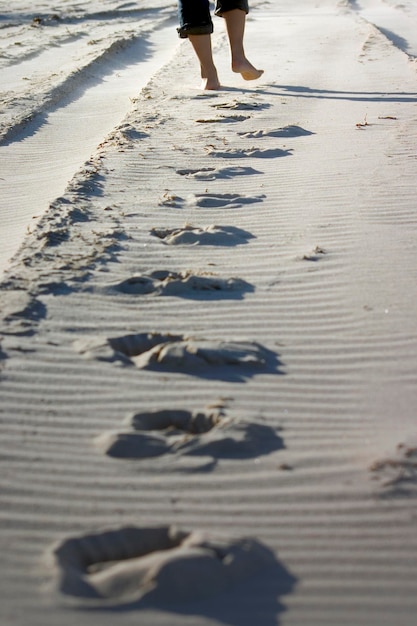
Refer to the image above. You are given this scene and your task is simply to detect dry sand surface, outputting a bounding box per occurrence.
[1,1,417,625]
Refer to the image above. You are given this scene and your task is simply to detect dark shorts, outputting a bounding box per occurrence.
[177,0,249,39]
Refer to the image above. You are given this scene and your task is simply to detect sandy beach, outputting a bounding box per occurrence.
[1,1,417,625]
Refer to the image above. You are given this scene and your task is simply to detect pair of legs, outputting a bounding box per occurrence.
[178,0,263,90]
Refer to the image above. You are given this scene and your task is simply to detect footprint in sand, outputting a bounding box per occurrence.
[300,246,327,262]
[108,270,253,299]
[188,192,265,209]
[117,124,150,142]
[47,525,278,606]
[212,165,263,179]
[74,332,280,380]
[176,165,262,181]
[158,193,184,208]
[159,192,264,210]
[206,146,292,159]
[210,100,270,111]
[0,289,47,336]
[150,224,255,246]
[95,407,284,462]
[369,441,417,496]
[176,166,216,178]
[238,125,314,139]
[195,114,250,124]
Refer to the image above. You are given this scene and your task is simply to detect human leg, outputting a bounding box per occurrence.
[224,9,263,80]
[177,0,220,90]
[215,1,263,80]
[188,35,220,90]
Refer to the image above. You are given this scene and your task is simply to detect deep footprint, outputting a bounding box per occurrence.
[150,224,255,246]
[95,408,284,461]
[176,167,216,178]
[48,525,276,606]
[74,332,280,379]
[238,125,314,139]
[176,166,262,181]
[157,191,264,210]
[210,100,270,111]
[195,114,250,123]
[110,270,253,299]
[188,193,265,209]
[206,146,292,159]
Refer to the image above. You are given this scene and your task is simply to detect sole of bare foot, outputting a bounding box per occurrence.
[240,68,264,81]
[232,61,264,81]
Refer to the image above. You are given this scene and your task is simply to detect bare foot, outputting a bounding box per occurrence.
[201,76,221,89]
[232,59,264,81]
[201,64,221,90]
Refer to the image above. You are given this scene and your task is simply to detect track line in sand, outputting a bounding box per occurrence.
[0,22,177,276]
[347,0,417,58]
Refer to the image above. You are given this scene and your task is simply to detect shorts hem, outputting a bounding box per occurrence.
[177,23,213,39]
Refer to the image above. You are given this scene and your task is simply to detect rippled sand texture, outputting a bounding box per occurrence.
[0,0,177,272]
[1,1,417,626]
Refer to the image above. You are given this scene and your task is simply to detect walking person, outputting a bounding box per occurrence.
[177,0,263,89]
